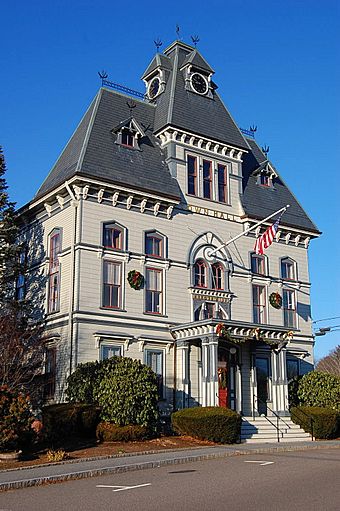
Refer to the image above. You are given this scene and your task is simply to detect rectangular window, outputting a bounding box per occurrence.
[145,268,163,314]
[287,358,299,381]
[203,160,212,199]
[145,234,163,258]
[187,155,197,195]
[103,261,121,309]
[44,347,56,399]
[100,344,122,360]
[251,255,265,275]
[104,226,122,250]
[48,232,61,313]
[281,260,295,280]
[253,285,267,324]
[121,129,134,147]
[145,349,164,398]
[283,289,296,328]
[217,164,228,203]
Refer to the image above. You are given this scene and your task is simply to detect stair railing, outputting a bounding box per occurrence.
[290,407,314,441]
[252,395,289,443]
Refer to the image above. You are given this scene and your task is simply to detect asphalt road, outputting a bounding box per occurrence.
[0,448,339,510]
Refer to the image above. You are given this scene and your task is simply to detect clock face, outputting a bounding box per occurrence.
[191,73,208,94]
[148,77,160,99]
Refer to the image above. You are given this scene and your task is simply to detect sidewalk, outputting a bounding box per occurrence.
[1,440,339,491]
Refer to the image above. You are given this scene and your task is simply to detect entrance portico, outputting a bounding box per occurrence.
[171,319,294,417]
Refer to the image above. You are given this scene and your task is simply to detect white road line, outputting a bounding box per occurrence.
[96,483,151,492]
[244,461,274,466]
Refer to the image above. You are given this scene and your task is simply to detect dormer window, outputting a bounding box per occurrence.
[259,173,272,187]
[121,128,134,148]
[113,118,145,151]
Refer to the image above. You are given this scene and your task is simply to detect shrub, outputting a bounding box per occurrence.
[0,386,34,452]
[46,449,69,462]
[66,357,159,430]
[288,376,302,408]
[96,422,151,442]
[42,403,100,443]
[297,371,340,411]
[291,406,340,439]
[171,406,241,444]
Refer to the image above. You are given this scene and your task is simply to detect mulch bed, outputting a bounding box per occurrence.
[0,436,215,471]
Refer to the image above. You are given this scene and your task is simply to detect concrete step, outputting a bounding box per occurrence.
[240,416,312,443]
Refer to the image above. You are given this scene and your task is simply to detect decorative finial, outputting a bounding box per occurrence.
[176,24,181,39]
[98,70,108,85]
[154,38,162,52]
[126,100,137,117]
[262,145,270,157]
[250,125,257,133]
[191,35,200,47]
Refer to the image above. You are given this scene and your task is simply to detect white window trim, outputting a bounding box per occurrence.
[186,152,231,204]
[252,284,268,325]
[144,266,166,316]
[144,347,166,400]
[282,288,298,329]
[101,259,125,311]
[99,342,124,360]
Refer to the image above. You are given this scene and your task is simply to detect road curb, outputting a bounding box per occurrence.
[1,442,339,491]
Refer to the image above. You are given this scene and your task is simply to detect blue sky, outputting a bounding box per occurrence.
[1,0,339,359]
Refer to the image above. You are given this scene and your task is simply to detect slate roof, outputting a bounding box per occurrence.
[141,53,172,80]
[242,138,320,233]
[151,42,249,150]
[180,49,214,73]
[36,88,181,201]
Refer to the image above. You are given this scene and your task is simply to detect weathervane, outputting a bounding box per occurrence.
[154,37,162,52]
[176,24,181,39]
[191,35,200,47]
[126,100,137,117]
[262,145,270,157]
[98,70,108,86]
[249,125,257,133]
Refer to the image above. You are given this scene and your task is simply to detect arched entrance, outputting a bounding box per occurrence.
[218,345,237,409]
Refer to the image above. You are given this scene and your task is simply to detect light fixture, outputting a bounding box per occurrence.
[230,347,237,355]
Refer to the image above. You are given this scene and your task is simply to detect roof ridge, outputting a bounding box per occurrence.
[76,89,102,173]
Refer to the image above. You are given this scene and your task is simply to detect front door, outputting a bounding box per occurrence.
[256,357,270,415]
[218,346,229,407]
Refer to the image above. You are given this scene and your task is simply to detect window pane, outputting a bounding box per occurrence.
[145,235,163,257]
[103,262,121,308]
[287,359,299,380]
[101,345,122,359]
[187,156,197,195]
[203,160,212,199]
[146,269,162,313]
[218,164,227,202]
[253,285,266,324]
[146,350,163,397]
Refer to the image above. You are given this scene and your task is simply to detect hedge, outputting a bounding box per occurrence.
[297,371,340,411]
[171,407,241,444]
[291,406,340,439]
[96,422,151,442]
[42,403,101,443]
[0,386,34,452]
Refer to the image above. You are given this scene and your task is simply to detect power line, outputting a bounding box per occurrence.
[312,316,340,324]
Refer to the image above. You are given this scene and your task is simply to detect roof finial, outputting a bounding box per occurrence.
[98,70,108,86]
[262,145,270,157]
[176,24,181,40]
[191,35,200,47]
[154,37,162,52]
[126,100,137,117]
[250,125,257,133]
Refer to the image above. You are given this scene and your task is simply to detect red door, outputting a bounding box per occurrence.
[218,367,228,407]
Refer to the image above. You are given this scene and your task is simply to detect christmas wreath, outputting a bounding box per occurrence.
[127,270,144,290]
[269,292,282,309]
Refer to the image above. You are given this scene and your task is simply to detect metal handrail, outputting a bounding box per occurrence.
[290,406,314,441]
[253,395,289,442]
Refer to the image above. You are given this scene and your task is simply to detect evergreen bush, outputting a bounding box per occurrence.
[171,406,241,444]
[0,386,34,452]
[291,406,340,439]
[96,422,151,442]
[297,371,340,411]
[42,403,100,443]
[66,356,159,430]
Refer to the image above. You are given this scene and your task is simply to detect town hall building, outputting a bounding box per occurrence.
[20,40,320,433]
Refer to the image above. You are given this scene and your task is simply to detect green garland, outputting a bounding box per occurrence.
[269,292,282,309]
[127,270,144,290]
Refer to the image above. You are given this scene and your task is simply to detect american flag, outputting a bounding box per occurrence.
[254,216,282,255]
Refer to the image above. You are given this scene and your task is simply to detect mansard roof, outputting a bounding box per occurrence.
[152,41,249,150]
[35,88,181,201]
[242,138,320,234]
[180,48,214,73]
[141,53,172,80]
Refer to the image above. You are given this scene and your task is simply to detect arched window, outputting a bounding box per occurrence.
[194,259,207,288]
[212,262,224,290]
[103,223,124,250]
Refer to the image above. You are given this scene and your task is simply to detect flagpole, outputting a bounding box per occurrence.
[209,204,290,257]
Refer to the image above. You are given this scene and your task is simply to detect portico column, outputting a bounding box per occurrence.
[209,337,219,406]
[271,349,279,413]
[279,348,289,414]
[201,337,210,407]
[176,341,190,408]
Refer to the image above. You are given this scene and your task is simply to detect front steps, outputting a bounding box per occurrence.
[241,416,312,443]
